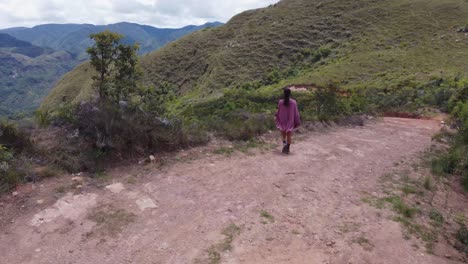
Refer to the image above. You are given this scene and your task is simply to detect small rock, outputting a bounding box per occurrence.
[149,155,156,163]
[36,200,44,204]
[35,248,41,253]
[326,241,336,247]
[136,197,158,211]
[12,191,18,197]
[445,254,451,259]
[105,183,125,194]
[72,177,83,182]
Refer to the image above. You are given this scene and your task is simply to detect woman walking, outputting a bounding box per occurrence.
[275,87,301,154]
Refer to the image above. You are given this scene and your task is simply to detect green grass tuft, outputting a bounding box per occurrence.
[260,210,275,222]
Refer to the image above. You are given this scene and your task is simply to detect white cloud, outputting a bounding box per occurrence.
[0,0,279,29]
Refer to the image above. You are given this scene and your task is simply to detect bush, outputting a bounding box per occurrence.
[215,112,274,141]
[0,121,35,193]
[74,101,207,156]
[431,149,462,176]
[34,109,51,127]
[428,82,468,191]
[456,226,468,254]
[451,101,468,144]
[0,144,24,193]
[0,120,32,152]
[429,208,444,226]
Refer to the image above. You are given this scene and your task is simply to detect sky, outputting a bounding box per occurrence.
[0,0,280,29]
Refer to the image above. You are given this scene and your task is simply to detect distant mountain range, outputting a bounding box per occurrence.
[1,22,222,60]
[0,22,222,117]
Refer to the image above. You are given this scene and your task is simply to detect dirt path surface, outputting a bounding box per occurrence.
[0,118,464,264]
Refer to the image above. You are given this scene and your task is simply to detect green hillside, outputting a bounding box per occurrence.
[42,0,468,113]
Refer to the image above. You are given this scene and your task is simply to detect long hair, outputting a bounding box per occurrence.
[283,87,291,106]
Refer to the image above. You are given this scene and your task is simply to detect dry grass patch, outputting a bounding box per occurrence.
[86,204,136,238]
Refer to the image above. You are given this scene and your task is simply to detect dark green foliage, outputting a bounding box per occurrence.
[215,112,273,141]
[356,76,468,115]
[0,144,14,192]
[383,196,418,218]
[430,85,468,191]
[429,209,444,226]
[0,120,31,151]
[87,31,141,103]
[73,101,207,158]
[313,84,350,121]
[457,226,468,245]
[456,226,468,254]
[451,99,468,144]
[34,109,51,127]
[113,44,141,102]
[431,149,462,176]
[137,83,175,116]
[294,45,332,65]
[0,120,32,193]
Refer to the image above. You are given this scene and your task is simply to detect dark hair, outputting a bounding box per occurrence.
[283,87,291,106]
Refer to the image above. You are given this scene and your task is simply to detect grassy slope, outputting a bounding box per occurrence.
[40,63,95,110]
[291,0,468,86]
[41,0,468,112]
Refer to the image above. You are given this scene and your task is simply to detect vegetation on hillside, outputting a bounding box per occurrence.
[431,84,468,191]
[43,0,468,112]
[0,120,33,193]
[33,31,209,174]
[0,23,222,118]
[38,0,468,175]
[0,33,79,118]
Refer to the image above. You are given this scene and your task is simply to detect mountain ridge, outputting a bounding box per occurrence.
[1,22,223,60]
[0,22,223,117]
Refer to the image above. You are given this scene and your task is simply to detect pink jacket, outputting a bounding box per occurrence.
[275,99,301,132]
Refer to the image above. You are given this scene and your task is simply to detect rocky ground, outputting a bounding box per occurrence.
[0,117,466,264]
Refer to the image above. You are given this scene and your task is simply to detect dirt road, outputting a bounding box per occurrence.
[0,117,464,264]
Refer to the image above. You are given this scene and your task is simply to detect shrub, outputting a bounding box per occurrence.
[463,170,468,192]
[384,196,418,218]
[74,101,207,157]
[0,120,31,152]
[216,112,274,141]
[456,226,468,254]
[429,208,444,226]
[313,84,351,121]
[34,109,51,127]
[0,144,23,193]
[431,150,461,176]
